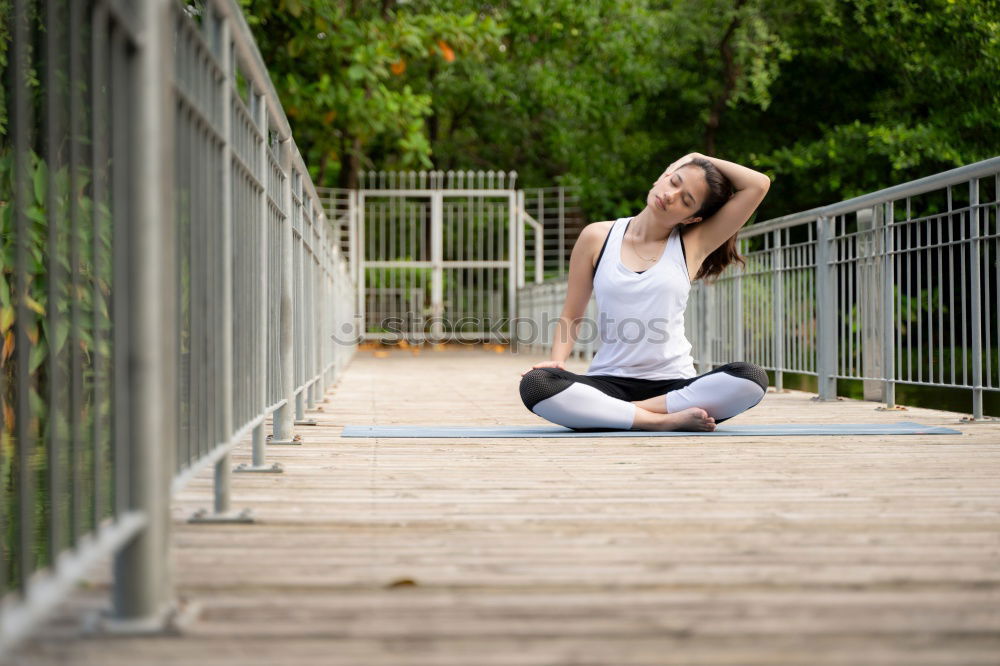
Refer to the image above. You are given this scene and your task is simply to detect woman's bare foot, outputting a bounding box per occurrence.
[632,406,716,431]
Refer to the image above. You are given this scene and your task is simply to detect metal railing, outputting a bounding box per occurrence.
[517,158,1000,420]
[522,186,585,280]
[317,173,580,344]
[0,0,355,655]
[318,178,581,291]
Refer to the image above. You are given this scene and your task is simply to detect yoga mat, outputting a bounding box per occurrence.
[340,422,962,438]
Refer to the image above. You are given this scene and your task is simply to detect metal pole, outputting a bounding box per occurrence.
[858,207,885,401]
[430,191,443,339]
[270,138,298,444]
[882,203,896,408]
[558,187,565,277]
[699,286,715,374]
[537,189,545,276]
[253,91,269,464]
[235,88,281,472]
[358,191,367,342]
[508,191,518,341]
[348,189,358,291]
[772,230,784,391]
[110,0,175,628]
[531,192,543,285]
[517,191,525,289]
[969,178,986,420]
[815,215,838,399]
[734,241,744,363]
[214,18,233,516]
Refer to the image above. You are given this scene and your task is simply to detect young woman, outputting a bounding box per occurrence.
[519,153,771,432]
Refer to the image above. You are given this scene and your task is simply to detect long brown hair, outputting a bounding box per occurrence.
[685,157,744,283]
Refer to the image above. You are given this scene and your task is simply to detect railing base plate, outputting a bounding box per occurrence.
[267,434,302,445]
[187,508,255,524]
[876,405,909,411]
[84,598,200,637]
[295,419,318,426]
[959,415,996,423]
[233,462,284,473]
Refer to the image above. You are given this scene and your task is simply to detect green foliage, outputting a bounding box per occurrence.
[237,0,503,185]
[0,144,115,588]
[242,0,999,222]
[741,0,1000,215]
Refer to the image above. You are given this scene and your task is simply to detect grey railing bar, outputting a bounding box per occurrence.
[743,156,1000,237]
[109,0,176,630]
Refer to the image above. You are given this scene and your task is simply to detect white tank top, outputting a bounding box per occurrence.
[585,217,697,380]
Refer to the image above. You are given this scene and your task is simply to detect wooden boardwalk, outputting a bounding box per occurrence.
[11,349,1000,665]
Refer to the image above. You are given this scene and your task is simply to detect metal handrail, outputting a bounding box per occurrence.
[743,156,1000,237]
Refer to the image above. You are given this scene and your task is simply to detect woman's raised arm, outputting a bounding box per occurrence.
[671,153,770,259]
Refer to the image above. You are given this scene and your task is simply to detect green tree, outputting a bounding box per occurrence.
[238,0,503,187]
[240,0,1000,220]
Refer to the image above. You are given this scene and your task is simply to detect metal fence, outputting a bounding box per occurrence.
[0,0,355,655]
[522,186,586,280]
[318,173,580,343]
[517,157,1000,420]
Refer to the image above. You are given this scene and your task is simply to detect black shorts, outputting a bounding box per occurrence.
[538,362,765,402]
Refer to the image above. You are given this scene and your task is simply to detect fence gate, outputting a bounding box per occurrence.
[354,171,521,343]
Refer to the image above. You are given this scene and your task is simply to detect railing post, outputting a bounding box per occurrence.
[771,230,784,390]
[508,190,518,341]
[357,191,367,342]
[814,215,838,400]
[216,15,234,515]
[430,191,444,340]
[733,239,744,364]
[110,0,175,629]
[858,207,885,401]
[188,9,254,520]
[348,189,359,290]
[558,187,566,277]
[699,285,715,374]
[235,87,282,474]
[968,178,988,421]
[537,189,545,276]
[270,138,299,444]
[882,202,897,409]
[296,197,317,427]
[516,190,526,289]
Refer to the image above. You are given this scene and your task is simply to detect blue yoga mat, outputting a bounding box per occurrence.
[340,422,962,438]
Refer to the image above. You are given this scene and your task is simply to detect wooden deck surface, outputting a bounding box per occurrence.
[11,348,1000,665]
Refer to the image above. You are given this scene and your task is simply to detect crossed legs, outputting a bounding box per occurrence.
[519,362,768,432]
[632,363,769,420]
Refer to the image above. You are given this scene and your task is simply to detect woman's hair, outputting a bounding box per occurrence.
[683,157,744,283]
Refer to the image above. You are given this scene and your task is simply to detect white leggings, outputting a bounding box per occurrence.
[519,362,768,430]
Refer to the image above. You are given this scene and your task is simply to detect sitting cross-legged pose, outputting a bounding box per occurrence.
[519,153,771,432]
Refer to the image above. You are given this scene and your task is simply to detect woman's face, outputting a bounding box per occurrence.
[646,164,709,224]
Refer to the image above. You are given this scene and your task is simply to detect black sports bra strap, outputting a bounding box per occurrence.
[592,220,617,277]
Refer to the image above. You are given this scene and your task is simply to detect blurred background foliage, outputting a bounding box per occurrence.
[241,0,999,220]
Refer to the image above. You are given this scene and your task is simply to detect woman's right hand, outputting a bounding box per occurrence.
[665,152,701,176]
[520,360,566,377]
